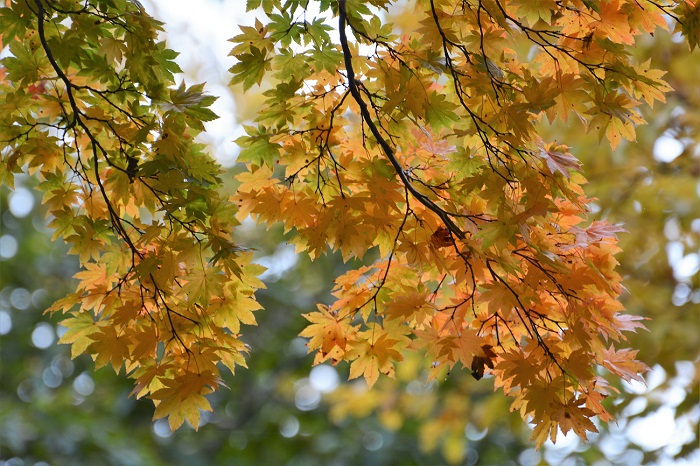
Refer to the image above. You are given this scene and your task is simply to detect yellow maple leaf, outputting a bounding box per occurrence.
[300,305,358,362]
[151,371,217,431]
[346,326,404,388]
[58,311,106,359]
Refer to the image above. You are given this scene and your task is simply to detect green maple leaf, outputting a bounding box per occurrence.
[235,126,280,167]
[230,46,271,91]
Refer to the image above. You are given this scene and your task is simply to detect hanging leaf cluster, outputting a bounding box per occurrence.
[230,0,693,447]
[1,0,264,431]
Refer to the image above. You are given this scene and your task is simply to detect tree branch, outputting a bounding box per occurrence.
[337,0,466,240]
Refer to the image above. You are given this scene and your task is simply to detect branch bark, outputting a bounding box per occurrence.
[337,0,466,240]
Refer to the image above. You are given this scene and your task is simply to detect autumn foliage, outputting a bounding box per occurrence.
[1,0,697,450]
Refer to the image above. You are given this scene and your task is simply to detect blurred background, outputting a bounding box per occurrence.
[1,1,698,465]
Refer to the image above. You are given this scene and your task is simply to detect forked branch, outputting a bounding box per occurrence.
[337,0,466,240]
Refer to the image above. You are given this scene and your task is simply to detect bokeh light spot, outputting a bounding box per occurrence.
[10,288,32,310]
[8,187,35,218]
[0,234,18,259]
[153,418,173,438]
[42,367,63,388]
[653,134,684,163]
[279,416,300,438]
[309,365,339,393]
[294,378,321,411]
[362,431,384,451]
[0,310,12,335]
[31,322,55,349]
[73,372,95,397]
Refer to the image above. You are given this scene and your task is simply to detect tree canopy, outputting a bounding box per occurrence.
[1,0,698,462]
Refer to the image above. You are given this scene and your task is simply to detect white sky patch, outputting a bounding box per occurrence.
[255,244,299,282]
[144,0,252,167]
[626,407,679,451]
[142,1,387,166]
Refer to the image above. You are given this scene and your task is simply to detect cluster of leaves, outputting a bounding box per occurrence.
[231,0,697,448]
[1,0,263,431]
[307,4,700,462]
[1,0,697,450]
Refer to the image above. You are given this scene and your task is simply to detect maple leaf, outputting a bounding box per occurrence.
[630,59,673,107]
[511,0,558,26]
[550,399,599,441]
[613,313,648,334]
[300,306,358,362]
[130,361,172,399]
[384,288,433,320]
[73,262,111,292]
[481,281,520,317]
[58,311,106,359]
[600,344,649,383]
[530,416,558,449]
[230,19,272,54]
[451,328,485,369]
[210,289,260,333]
[346,326,404,388]
[471,344,497,380]
[594,0,635,45]
[581,377,617,423]
[495,349,547,393]
[129,324,158,361]
[89,325,132,373]
[151,371,217,431]
[429,226,455,249]
[567,220,626,249]
[675,0,700,51]
[537,142,583,179]
[229,46,271,91]
[585,220,627,241]
[565,348,595,381]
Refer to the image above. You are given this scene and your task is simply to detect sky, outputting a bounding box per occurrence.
[143,0,251,168]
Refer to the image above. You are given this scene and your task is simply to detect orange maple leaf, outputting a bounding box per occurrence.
[550,399,599,441]
[600,344,649,383]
